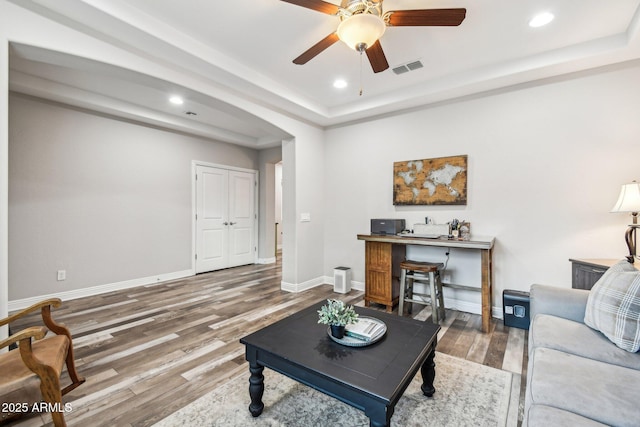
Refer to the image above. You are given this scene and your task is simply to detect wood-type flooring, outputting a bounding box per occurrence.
[6,256,528,427]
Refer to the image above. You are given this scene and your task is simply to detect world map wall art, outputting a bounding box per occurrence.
[393,155,468,205]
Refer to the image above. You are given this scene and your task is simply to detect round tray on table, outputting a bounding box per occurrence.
[327,316,387,347]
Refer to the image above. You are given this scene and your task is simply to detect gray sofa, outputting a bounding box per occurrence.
[524,284,640,426]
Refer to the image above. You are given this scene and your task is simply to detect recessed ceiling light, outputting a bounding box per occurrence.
[333,79,348,89]
[169,96,184,105]
[529,12,554,28]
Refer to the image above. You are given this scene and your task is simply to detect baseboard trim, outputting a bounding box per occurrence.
[281,276,326,293]
[443,299,503,320]
[8,269,194,311]
[350,281,365,291]
[256,257,276,265]
[322,275,364,292]
[445,299,481,315]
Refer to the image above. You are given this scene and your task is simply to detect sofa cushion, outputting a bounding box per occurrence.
[584,259,640,352]
[530,314,640,370]
[528,347,640,427]
[526,405,607,427]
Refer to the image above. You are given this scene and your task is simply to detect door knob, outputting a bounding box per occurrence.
[229,222,237,225]
[223,222,229,226]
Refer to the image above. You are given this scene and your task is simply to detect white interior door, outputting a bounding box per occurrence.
[196,166,228,273]
[228,170,256,267]
[195,165,256,273]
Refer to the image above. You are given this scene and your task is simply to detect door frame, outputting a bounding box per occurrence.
[191,160,259,275]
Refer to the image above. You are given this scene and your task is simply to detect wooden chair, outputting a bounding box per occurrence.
[0,298,85,426]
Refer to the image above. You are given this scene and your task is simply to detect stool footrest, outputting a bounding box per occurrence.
[404,297,434,304]
[405,273,439,281]
[409,291,441,299]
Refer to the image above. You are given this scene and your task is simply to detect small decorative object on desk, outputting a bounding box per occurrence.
[460,221,471,240]
[317,299,358,339]
[449,219,470,240]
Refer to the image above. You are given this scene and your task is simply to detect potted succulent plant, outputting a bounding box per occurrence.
[317,299,359,339]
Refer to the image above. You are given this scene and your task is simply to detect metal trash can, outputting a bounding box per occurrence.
[334,267,352,294]
[503,290,530,330]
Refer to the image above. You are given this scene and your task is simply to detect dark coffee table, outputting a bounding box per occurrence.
[240,301,440,427]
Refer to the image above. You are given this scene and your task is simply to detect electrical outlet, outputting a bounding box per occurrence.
[57,270,66,281]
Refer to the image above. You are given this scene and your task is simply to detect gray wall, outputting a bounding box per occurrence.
[9,93,259,300]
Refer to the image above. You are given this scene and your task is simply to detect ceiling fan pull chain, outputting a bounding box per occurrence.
[360,52,363,96]
[358,44,365,96]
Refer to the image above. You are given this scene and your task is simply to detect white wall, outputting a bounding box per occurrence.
[324,62,640,312]
[281,130,326,291]
[9,94,258,301]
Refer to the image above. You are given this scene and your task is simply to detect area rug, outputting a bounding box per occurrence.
[154,352,514,427]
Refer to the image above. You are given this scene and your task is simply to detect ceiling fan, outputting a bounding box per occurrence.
[281,0,466,73]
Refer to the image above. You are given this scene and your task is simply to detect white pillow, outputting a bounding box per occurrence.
[584,260,640,352]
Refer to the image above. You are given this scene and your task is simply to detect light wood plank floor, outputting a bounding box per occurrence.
[7,257,528,427]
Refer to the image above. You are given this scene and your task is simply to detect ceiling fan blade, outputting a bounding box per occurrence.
[387,8,466,27]
[280,0,340,15]
[293,32,340,65]
[366,40,389,73]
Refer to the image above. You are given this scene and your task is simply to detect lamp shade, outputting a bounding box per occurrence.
[611,181,640,213]
[337,13,386,51]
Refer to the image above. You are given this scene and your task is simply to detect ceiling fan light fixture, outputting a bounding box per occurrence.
[337,13,386,51]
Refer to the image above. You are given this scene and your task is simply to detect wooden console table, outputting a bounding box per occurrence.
[357,234,495,333]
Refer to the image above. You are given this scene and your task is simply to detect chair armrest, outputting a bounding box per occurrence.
[0,298,62,327]
[530,284,590,324]
[0,326,46,350]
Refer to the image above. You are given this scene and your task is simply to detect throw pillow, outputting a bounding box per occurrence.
[584,260,640,352]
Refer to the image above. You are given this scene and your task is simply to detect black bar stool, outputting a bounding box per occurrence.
[398,260,446,323]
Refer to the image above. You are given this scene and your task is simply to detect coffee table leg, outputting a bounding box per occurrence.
[369,417,390,427]
[367,405,392,427]
[420,348,436,397]
[248,362,265,417]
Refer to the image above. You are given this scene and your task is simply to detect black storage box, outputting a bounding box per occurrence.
[503,290,530,330]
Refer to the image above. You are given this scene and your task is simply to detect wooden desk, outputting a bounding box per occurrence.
[357,234,495,333]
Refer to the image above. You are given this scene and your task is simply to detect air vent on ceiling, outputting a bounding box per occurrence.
[392,60,424,75]
[392,65,410,75]
[407,61,424,71]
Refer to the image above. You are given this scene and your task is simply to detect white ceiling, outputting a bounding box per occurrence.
[8,0,640,149]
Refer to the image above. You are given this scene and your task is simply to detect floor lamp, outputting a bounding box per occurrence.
[611,181,640,263]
